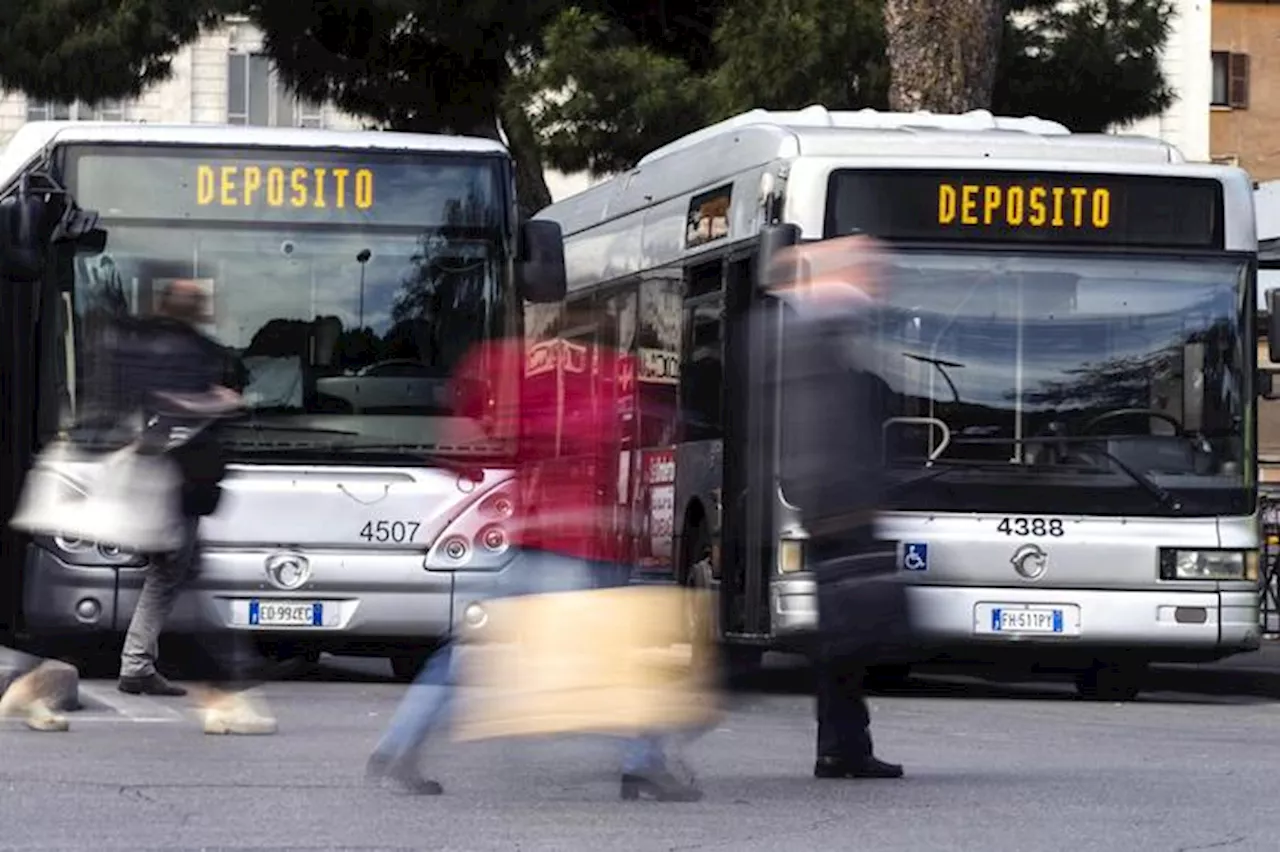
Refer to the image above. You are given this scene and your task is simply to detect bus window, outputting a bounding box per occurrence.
[681,299,723,441]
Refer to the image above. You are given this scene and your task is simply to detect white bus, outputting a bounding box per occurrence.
[533,106,1262,700]
[0,122,565,679]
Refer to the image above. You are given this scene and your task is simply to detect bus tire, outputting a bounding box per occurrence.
[389,648,435,682]
[1075,662,1146,701]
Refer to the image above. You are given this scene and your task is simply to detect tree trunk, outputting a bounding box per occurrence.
[884,0,1006,113]
[499,100,553,218]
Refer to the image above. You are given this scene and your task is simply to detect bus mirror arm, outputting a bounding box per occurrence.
[516,219,567,303]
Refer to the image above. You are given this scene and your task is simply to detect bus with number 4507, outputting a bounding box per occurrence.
[0,121,566,679]
[530,106,1263,700]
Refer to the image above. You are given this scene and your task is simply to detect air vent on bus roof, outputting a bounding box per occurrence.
[636,105,1071,166]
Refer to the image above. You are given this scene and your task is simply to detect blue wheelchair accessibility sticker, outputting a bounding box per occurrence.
[902,543,929,572]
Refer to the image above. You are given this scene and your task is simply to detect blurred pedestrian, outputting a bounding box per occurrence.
[366,312,702,800]
[760,233,906,780]
[105,280,275,734]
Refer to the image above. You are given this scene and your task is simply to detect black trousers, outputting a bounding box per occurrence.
[815,654,873,760]
[810,532,875,761]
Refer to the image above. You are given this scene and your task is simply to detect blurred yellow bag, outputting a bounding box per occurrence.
[452,585,719,741]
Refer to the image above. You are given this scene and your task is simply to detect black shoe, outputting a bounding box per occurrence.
[118,673,187,697]
[620,769,703,802]
[814,755,904,779]
[365,753,443,796]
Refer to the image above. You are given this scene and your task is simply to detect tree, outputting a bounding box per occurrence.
[525,0,1176,176]
[883,0,1005,112]
[994,0,1174,133]
[244,0,564,213]
[0,0,229,104]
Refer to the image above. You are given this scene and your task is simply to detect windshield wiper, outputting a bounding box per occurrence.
[328,442,489,483]
[950,435,1183,514]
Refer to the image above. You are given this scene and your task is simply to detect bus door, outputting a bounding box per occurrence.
[720,252,774,638]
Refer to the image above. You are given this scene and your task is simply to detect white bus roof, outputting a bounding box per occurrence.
[540,105,1189,235]
[0,121,509,187]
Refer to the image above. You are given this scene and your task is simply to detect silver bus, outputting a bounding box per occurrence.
[533,106,1262,700]
[0,122,565,679]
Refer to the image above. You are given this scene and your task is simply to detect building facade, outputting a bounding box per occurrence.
[1210,1,1280,179]
[0,21,365,139]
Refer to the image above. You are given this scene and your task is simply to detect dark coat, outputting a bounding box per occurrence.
[108,316,230,518]
[767,291,914,663]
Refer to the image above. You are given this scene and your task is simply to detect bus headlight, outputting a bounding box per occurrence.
[1159,549,1257,581]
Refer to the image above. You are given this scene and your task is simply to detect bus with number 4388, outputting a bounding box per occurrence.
[531,106,1263,701]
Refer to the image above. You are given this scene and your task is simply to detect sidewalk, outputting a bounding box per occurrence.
[1149,638,1280,698]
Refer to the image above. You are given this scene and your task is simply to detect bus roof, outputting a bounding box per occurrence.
[0,121,509,188]
[538,105,1190,236]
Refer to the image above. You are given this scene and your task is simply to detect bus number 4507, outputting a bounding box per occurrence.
[360,521,421,543]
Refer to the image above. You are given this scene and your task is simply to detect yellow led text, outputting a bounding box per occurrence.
[195,165,375,210]
[937,183,1111,230]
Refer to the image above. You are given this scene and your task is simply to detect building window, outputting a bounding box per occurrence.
[228,52,328,128]
[27,100,125,121]
[1212,51,1250,109]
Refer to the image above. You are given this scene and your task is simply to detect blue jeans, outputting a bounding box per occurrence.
[373,549,666,775]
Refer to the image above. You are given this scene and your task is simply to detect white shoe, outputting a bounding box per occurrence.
[198,689,277,736]
[0,664,71,732]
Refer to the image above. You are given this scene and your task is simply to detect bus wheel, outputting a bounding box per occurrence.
[1075,662,1146,701]
[389,648,436,682]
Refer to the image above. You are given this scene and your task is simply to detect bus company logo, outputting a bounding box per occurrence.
[1010,543,1048,580]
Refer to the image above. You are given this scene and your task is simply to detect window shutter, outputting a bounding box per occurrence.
[1229,53,1250,109]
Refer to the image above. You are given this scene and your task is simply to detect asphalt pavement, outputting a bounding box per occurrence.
[4,653,1280,852]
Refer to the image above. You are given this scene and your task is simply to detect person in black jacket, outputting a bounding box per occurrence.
[764,234,905,780]
[109,280,275,734]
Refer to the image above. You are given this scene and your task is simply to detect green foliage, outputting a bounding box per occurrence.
[507,8,716,176]
[244,0,563,136]
[712,0,888,114]
[0,0,231,105]
[994,0,1175,132]
[527,0,1177,175]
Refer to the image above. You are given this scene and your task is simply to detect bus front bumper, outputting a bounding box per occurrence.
[768,577,1261,660]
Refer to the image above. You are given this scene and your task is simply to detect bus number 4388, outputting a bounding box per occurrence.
[360,521,421,543]
[997,517,1064,537]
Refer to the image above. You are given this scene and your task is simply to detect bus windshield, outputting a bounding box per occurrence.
[52,145,517,460]
[786,250,1252,517]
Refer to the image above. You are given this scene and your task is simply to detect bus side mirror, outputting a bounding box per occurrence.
[755,223,803,290]
[0,195,49,283]
[75,227,108,255]
[516,219,567,303]
[1269,290,1280,363]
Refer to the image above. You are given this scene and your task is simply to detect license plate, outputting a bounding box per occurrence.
[249,600,322,627]
[991,607,1062,634]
